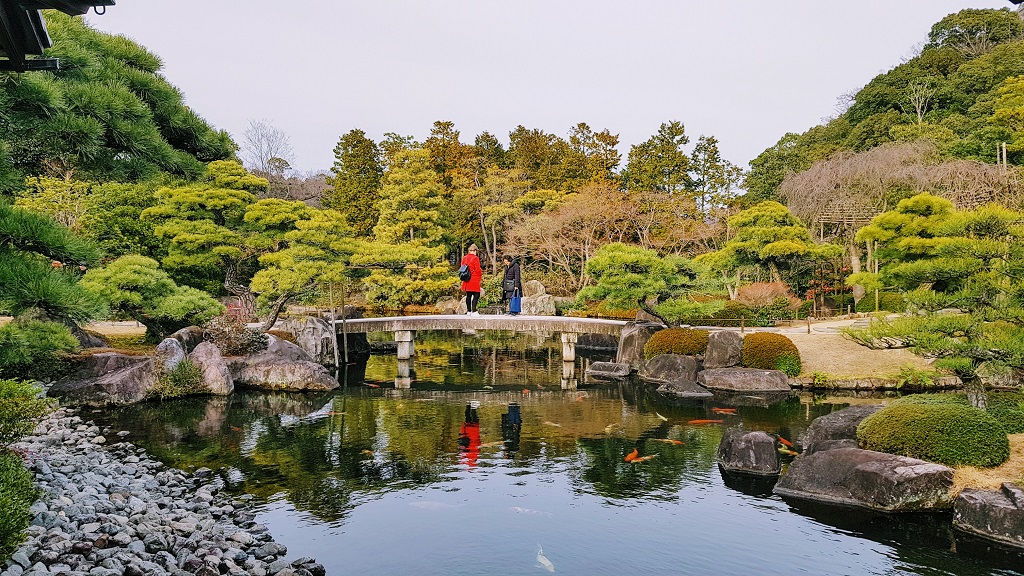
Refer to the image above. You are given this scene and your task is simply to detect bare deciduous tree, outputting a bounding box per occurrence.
[240,119,295,176]
[905,81,936,124]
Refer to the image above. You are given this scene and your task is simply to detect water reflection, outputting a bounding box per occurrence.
[85,330,1024,576]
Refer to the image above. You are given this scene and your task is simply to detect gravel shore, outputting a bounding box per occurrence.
[1,408,323,576]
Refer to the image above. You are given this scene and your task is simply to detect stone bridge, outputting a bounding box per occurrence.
[333,314,630,361]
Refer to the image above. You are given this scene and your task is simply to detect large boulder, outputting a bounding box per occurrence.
[640,354,698,385]
[615,321,664,370]
[954,483,1024,550]
[585,362,631,381]
[703,330,743,369]
[802,405,883,456]
[228,336,338,391]
[698,367,792,392]
[154,338,185,372]
[718,429,781,476]
[167,326,205,353]
[48,353,158,406]
[189,342,233,395]
[774,447,955,512]
[521,280,556,316]
[277,316,335,365]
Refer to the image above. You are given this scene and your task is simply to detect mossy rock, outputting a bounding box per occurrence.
[643,328,709,360]
[857,403,1009,468]
[890,392,1024,434]
[741,332,801,376]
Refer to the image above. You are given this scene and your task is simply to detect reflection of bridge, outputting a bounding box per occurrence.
[334,315,630,389]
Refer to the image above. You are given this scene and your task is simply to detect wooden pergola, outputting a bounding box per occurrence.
[0,0,114,71]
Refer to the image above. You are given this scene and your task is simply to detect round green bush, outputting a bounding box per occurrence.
[643,328,709,360]
[891,392,1024,434]
[857,403,1009,467]
[855,292,906,313]
[741,332,801,376]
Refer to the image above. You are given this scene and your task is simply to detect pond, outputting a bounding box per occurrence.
[88,331,1024,576]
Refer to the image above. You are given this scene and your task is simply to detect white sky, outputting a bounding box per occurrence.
[87,1,1012,173]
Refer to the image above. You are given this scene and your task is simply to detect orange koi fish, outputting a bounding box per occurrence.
[229,426,242,432]
[711,407,737,414]
[523,389,531,395]
[778,437,794,448]
[631,455,659,463]
[778,447,798,456]
[652,438,685,445]
[624,448,639,462]
[361,449,375,456]
[688,419,724,424]
[365,383,380,388]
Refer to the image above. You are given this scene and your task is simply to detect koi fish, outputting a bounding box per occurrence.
[366,383,380,388]
[523,389,531,394]
[604,424,619,434]
[327,411,345,415]
[229,426,242,432]
[655,412,669,422]
[688,419,724,424]
[711,407,737,414]
[778,436,794,448]
[360,449,374,456]
[631,454,659,463]
[778,447,799,456]
[479,441,505,448]
[537,545,555,572]
[624,448,639,462]
[543,421,562,427]
[651,438,684,445]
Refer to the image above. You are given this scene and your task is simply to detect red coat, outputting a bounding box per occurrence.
[460,253,483,292]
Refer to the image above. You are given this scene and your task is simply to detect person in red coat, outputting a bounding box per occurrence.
[460,244,484,315]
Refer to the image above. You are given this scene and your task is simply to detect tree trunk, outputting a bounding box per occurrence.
[260,293,294,332]
[637,297,669,326]
[848,240,864,303]
[224,265,256,321]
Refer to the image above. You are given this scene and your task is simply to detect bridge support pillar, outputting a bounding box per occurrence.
[560,332,578,362]
[395,330,415,360]
[560,361,577,390]
[396,358,413,389]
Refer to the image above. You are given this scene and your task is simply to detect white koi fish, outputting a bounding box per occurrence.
[537,544,555,572]
[510,506,552,516]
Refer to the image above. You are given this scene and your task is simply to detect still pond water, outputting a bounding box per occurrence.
[90,331,1023,576]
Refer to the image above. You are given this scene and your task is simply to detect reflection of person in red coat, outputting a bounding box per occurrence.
[460,244,484,316]
[459,401,481,468]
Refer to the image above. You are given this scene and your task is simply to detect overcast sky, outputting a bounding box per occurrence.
[87,1,1012,174]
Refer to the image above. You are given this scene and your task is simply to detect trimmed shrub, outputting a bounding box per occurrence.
[147,359,205,401]
[0,451,37,559]
[643,328,709,359]
[857,403,1010,467]
[741,332,802,376]
[0,379,55,445]
[855,292,906,313]
[891,392,1024,434]
[203,315,268,356]
[0,318,78,381]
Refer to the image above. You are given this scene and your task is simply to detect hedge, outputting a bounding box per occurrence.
[855,292,906,313]
[890,392,1024,434]
[857,403,1010,467]
[741,332,801,376]
[644,328,709,359]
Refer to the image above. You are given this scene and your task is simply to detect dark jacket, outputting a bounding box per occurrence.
[502,260,522,300]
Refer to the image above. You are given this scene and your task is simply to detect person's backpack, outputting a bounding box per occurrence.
[458,264,471,282]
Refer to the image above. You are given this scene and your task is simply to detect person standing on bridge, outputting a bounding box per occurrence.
[501,254,523,315]
[461,244,483,316]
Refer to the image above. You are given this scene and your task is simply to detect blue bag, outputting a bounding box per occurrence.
[509,290,521,315]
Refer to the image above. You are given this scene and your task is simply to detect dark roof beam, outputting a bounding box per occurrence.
[18,1,115,17]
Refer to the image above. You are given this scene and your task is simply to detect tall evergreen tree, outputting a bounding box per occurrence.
[325,129,383,237]
[621,121,691,194]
